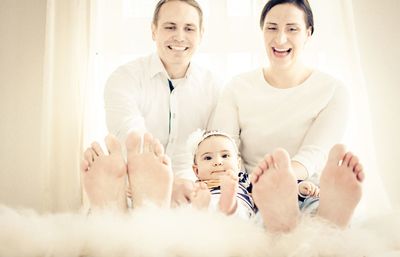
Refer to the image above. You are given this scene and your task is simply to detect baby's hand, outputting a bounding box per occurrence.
[298,181,320,198]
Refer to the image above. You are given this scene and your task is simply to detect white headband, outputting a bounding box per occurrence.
[187,129,238,160]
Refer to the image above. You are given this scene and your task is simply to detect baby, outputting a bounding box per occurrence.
[189,130,255,219]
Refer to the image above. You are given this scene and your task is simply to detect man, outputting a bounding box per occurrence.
[104,0,220,206]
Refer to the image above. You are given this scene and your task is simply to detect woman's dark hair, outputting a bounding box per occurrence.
[259,0,314,35]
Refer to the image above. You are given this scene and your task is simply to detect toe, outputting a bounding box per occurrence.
[343,152,354,167]
[162,155,171,167]
[142,133,154,154]
[354,163,364,182]
[273,148,290,170]
[349,155,359,169]
[105,134,122,155]
[91,142,104,156]
[328,144,346,166]
[84,148,94,164]
[153,138,164,157]
[251,167,263,184]
[126,132,142,154]
[357,170,365,182]
[81,159,89,172]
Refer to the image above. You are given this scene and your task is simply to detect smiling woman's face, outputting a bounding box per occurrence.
[193,136,240,181]
[262,3,311,70]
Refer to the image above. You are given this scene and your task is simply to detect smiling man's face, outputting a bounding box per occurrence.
[152,1,202,72]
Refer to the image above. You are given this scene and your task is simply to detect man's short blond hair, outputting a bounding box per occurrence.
[152,0,203,29]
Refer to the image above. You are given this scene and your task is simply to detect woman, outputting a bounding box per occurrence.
[210,0,364,232]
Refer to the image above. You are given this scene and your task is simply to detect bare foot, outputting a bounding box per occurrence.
[81,135,127,211]
[126,132,173,208]
[219,170,238,215]
[251,149,300,233]
[317,144,364,228]
[190,182,211,210]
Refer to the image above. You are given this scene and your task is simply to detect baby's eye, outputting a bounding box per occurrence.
[203,156,212,161]
[222,154,230,158]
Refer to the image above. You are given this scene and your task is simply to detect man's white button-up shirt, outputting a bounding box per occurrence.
[104,53,221,180]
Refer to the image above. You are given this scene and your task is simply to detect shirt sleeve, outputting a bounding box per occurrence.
[104,67,147,144]
[208,81,241,145]
[292,84,350,177]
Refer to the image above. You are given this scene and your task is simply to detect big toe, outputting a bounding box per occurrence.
[126,132,142,153]
[105,134,122,154]
[273,148,290,170]
[143,132,155,154]
[328,144,346,166]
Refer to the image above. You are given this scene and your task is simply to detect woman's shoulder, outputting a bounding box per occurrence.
[225,68,264,89]
[310,70,345,88]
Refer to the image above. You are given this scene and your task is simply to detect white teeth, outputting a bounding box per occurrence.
[169,46,187,51]
[273,47,289,52]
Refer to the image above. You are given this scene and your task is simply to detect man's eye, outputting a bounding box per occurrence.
[267,27,277,31]
[165,26,175,30]
[185,27,195,32]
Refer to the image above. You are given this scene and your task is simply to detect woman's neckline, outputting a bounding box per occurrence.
[262,67,315,90]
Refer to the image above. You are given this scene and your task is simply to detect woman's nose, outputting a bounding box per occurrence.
[275,31,287,45]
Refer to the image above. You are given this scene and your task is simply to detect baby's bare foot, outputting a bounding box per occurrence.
[252,149,300,233]
[191,182,211,210]
[81,135,127,211]
[219,170,238,215]
[317,144,364,228]
[126,132,173,208]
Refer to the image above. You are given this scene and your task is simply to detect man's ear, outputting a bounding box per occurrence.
[192,164,199,176]
[151,23,157,41]
[199,26,204,41]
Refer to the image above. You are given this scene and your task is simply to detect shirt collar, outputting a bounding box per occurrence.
[149,53,194,80]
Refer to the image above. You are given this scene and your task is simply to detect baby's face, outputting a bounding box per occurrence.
[193,136,240,180]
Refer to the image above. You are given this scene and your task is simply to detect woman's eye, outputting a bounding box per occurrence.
[289,27,298,32]
[267,27,277,31]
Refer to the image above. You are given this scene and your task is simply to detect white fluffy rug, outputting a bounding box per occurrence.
[1,205,399,257]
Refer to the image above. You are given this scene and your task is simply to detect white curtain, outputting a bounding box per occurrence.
[41,0,95,212]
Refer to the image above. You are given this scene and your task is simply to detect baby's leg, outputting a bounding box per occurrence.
[81,135,127,211]
[317,144,364,228]
[251,149,300,233]
[219,170,239,215]
[126,132,173,208]
[191,182,211,210]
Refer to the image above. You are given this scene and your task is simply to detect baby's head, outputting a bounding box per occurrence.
[191,130,241,180]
